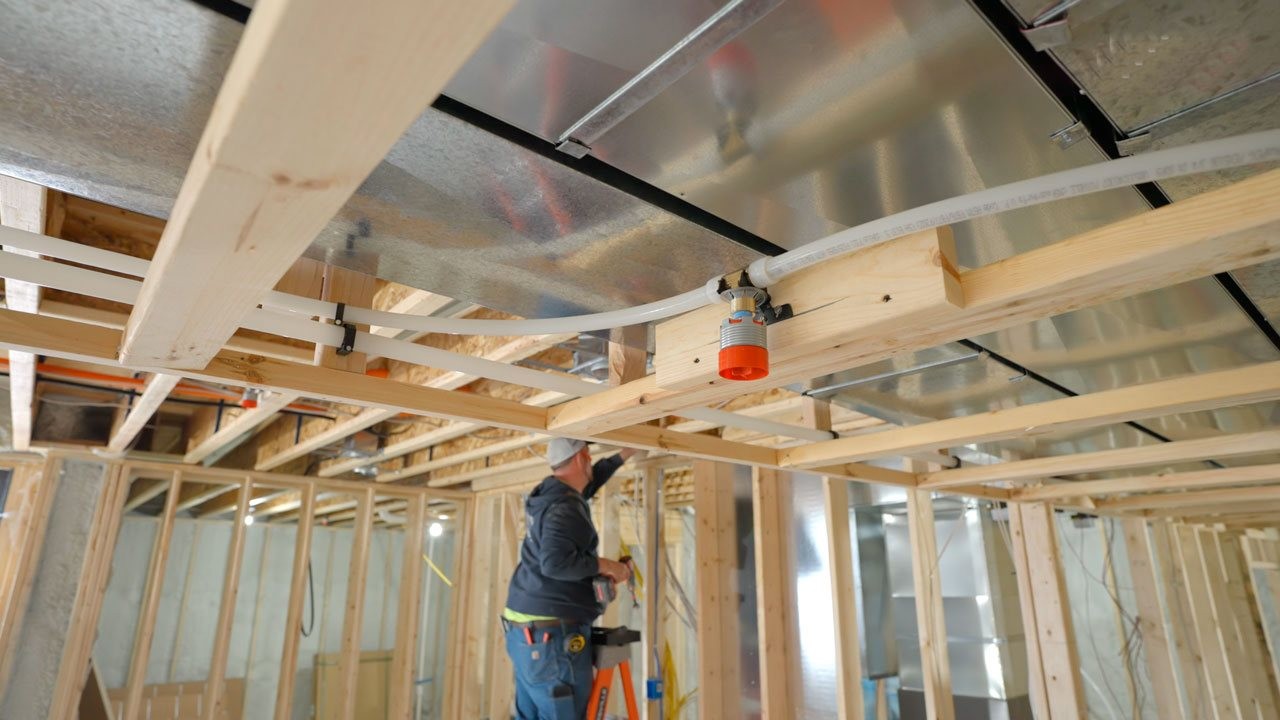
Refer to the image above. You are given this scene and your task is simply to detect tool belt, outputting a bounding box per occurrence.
[501,617,566,631]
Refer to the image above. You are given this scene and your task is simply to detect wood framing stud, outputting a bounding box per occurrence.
[752,467,796,718]
[1121,518,1184,720]
[274,483,316,720]
[1012,503,1086,720]
[121,472,182,720]
[906,487,954,720]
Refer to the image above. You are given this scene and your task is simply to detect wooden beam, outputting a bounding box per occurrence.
[370,288,453,337]
[1172,524,1240,719]
[195,485,283,518]
[121,477,168,513]
[389,494,426,719]
[824,475,865,720]
[203,480,251,720]
[548,169,1280,435]
[336,487,375,720]
[119,0,514,368]
[6,353,36,452]
[609,326,649,385]
[1017,462,1280,503]
[921,430,1280,489]
[107,373,181,453]
[48,466,128,720]
[456,496,498,719]
[324,389,567,480]
[441,497,475,718]
[0,310,1019,502]
[486,494,519,718]
[752,467,795,718]
[552,229,961,435]
[1103,484,1280,512]
[1217,533,1280,715]
[806,394,865,720]
[1196,528,1259,717]
[1148,521,1207,718]
[121,472,182,720]
[905,488,954,720]
[641,466,663,720]
[184,392,300,464]
[40,299,313,363]
[692,461,742,720]
[173,481,238,512]
[1121,518,1185,720]
[257,332,571,471]
[1011,503,1086,720]
[273,483,315,720]
[0,458,60,699]
[781,362,1280,469]
[1,176,48,451]
[1006,498,1051,720]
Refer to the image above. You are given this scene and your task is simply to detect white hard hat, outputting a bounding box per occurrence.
[545,438,587,468]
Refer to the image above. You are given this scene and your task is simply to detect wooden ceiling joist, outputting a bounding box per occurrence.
[546,168,1280,436]
[0,308,933,493]
[1104,484,1280,512]
[39,300,312,363]
[1,175,48,451]
[119,0,514,368]
[183,391,299,465]
[779,362,1280,470]
[255,329,572,471]
[1017,463,1280,504]
[920,430,1280,489]
[3,172,1278,502]
[106,373,182,454]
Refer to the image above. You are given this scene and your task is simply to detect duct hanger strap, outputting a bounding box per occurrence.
[332,302,357,356]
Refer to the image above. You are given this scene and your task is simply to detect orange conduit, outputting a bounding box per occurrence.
[0,357,333,414]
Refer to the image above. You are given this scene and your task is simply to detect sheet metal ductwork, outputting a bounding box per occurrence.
[0,0,763,321]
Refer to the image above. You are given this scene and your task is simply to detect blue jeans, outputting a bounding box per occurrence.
[504,620,594,719]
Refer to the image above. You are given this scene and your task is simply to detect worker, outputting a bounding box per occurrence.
[501,437,638,719]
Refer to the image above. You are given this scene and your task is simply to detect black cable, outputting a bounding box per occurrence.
[300,558,316,637]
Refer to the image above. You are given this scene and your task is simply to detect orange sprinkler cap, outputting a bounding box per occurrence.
[718,344,769,381]
[241,398,258,409]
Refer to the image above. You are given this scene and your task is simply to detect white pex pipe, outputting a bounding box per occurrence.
[272,130,1279,334]
[4,131,1277,339]
[0,239,832,442]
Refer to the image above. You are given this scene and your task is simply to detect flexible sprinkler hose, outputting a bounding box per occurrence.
[260,129,1280,335]
[3,132,1278,336]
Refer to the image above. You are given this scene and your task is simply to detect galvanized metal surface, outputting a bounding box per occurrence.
[444,0,723,143]
[885,500,1028,704]
[1,0,1277,473]
[553,0,1278,468]
[0,0,762,320]
[1004,0,1280,132]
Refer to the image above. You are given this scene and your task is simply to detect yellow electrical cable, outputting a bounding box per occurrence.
[422,553,453,587]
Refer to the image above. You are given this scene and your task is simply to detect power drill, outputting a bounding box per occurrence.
[592,555,636,609]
